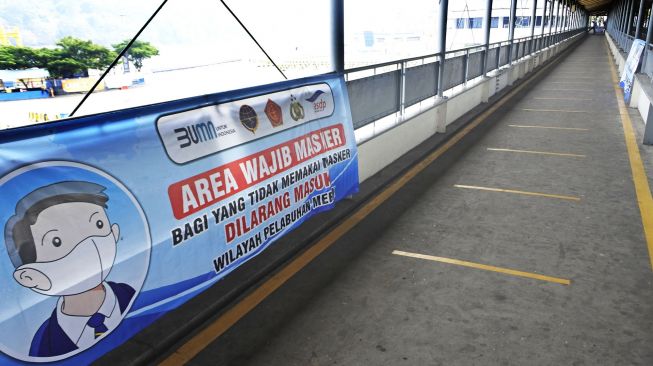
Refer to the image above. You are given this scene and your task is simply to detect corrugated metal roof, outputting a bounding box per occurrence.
[578,0,614,12]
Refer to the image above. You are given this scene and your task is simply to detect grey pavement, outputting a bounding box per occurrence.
[191,36,653,366]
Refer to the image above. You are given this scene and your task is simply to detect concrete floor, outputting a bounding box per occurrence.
[190,37,653,366]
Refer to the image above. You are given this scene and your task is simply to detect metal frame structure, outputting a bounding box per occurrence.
[345,31,586,130]
[338,0,588,134]
[609,0,653,79]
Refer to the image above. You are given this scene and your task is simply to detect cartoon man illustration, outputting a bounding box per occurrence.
[4,181,135,358]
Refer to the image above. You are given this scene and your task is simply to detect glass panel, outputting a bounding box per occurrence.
[0,0,162,129]
[345,0,439,67]
[1,0,335,129]
[447,1,488,49]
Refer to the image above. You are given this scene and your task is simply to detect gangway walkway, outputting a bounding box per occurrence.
[170,37,653,365]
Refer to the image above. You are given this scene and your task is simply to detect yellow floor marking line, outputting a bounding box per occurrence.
[532,97,593,101]
[392,250,571,285]
[454,184,581,201]
[508,124,589,131]
[487,148,586,158]
[606,40,653,271]
[519,108,591,113]
[548,77,608,80]
[546,81,597,84]
[159,39,580,366]
[550,73,603,76]
[539,88,596,92]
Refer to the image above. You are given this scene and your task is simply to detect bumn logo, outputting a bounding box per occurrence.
[174,121,218,149]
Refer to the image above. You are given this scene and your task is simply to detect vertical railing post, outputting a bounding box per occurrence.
[568,0,572,31]
[564,0,568,32]
[611,2,616,32]
[399,61,406,120]
[496,40,501,68]
[463,48,470,85]
[574,2,583,29]
[635,0,645,39]
[437,0,449,98]
[555,0,561,42]
[585,9,588,30]
[616,2,620,32]
[332,0,344,74]
[530,0,538,53]
[626,0,635,37]
[621,0,628,35]
[567,0,571,31]
[560,0,565,33]
[618,0,627,46]
[483,0,493,76]
[508,0,517,64]
[548,0,556,46]
[540,0,548,50]
[642,0,653,69]
[614,0,621,33]
[623,0,629,44]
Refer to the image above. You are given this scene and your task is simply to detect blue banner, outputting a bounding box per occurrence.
[0,74,358,364]
[620,39,646,103]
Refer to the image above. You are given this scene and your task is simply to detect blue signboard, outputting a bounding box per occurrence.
[0,74,359,364]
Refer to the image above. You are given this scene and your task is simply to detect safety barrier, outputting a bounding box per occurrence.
[346,28,586,141]
[355,30,587,182]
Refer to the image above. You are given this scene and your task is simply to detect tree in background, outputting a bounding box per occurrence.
[112,40,159,71]
[0,46,50,70]
[112,40,159,72]
[47,36,115,78]
[0,36,117,78]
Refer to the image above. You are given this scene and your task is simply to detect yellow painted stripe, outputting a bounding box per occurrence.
[487,147,586,158]
[519,108,590,113]
[606,40,653,271]
[550,74,603,77]
[508,124,589,131]
[546,81,597,84]
[549,78,609,81]
[533,97,593,101]
[454,184,581,201]
[392,250,571,285]
[539,88,596,91]
[159,39,576,366]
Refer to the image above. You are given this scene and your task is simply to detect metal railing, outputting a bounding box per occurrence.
[607,28,653,81]
[345,28,586,132]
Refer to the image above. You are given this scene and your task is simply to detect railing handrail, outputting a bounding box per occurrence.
[344,29,584,74]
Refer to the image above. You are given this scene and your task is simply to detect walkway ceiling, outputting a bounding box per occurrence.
[578,0,613,12]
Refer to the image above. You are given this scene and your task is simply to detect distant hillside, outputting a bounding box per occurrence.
[0,0,162,47]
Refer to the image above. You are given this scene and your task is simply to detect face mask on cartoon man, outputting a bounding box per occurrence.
[12,202,121,296]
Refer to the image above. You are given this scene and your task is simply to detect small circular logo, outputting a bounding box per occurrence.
[239,104,259,133]
[289,95,305,121]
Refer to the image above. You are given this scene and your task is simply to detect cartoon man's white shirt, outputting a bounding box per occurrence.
[55,282,122,349]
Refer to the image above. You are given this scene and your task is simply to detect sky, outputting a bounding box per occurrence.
[0,0,558,68]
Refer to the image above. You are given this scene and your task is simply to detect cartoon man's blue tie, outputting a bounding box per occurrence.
[87,313,108,339]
